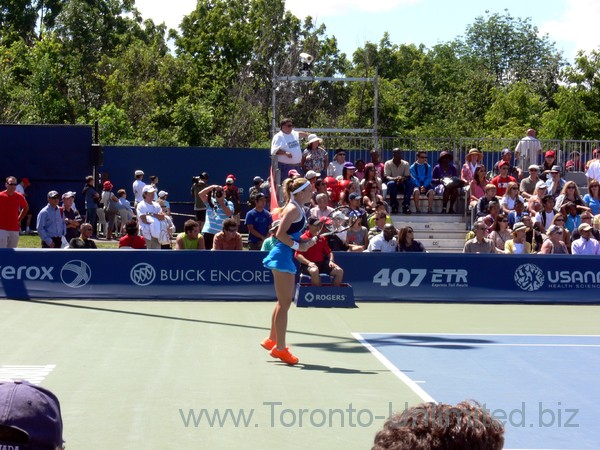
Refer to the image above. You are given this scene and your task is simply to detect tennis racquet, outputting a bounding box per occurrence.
[317,206,362,237]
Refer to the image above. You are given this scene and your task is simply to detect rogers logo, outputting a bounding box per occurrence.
[304,292,315,303]
[130,263,156,286]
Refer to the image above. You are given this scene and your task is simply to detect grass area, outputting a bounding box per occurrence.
[17,234,118,249]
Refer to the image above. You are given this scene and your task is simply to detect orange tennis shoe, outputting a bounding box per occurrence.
[260,337,276,351]
[270,347,299,365]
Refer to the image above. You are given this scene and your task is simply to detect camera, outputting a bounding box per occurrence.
[213,189,223,198]
[192,176,201,184]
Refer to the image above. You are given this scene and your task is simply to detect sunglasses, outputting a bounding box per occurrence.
[554,219,565,222]
[6,182,17,186]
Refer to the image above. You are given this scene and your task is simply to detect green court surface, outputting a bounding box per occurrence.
[2,299,599,450]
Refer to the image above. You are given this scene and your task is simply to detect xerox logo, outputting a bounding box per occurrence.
[0,265,53,281]
[514,264,545,292]
[60,260,92,288]
[130,263,156,286]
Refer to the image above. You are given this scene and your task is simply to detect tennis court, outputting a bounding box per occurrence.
[2,299,599,449]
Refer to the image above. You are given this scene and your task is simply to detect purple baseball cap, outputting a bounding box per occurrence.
[0,380,63,449]
[343,162,356,170]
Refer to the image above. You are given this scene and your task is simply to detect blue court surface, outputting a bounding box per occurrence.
[354,333,600,450]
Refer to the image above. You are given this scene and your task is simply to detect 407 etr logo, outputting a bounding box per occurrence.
[372,268,468,288]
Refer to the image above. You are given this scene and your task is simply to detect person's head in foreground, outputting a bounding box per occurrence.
[0,380,64,450]
[372,400,504,450]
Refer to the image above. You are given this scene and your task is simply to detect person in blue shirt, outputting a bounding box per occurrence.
[410,151,434,213]
[244,193,272,250]
[36,190,67,248]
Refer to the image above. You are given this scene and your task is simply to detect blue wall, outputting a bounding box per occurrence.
[2,250,599,304]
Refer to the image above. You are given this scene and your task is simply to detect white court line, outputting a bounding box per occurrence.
[352,332,435,403]
[391,343,600,347]
[0,364,56,385]
[357,332,600,337]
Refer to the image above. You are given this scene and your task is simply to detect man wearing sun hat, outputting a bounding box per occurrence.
[0,380,64,450]
[37,190,67,248]
[571,223,600,255]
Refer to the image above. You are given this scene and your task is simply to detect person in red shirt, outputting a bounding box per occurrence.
[119,218,147,249]
[491,162,517,197]
[295,217,344,286]
[0,176,29,248]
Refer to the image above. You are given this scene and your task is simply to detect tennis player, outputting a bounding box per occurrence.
[261,177,315,365]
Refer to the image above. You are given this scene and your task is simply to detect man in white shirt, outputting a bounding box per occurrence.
[514,128,542,171]
[132,169,146,206]
[571,223,600,255]
[136,185,164,249]
[366,224,397,252]
[586,149,600,183]
[271,118,309,181]
[327,149,347,178]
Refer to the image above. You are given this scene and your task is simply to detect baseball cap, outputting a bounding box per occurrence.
[47,190,59,198]
[142,185,156,194]
[348,192,361,200]
[62,191,75,199]
[528,164,539,171]
[254,192,266,201]
[551,165,561,173]
[0,380,63,449]
[501,148,512,156]
[288,169,300,178]
[305,170,320,180]
[343,162,356,170]
[20,177,30,187]
[158,190,168,198]
[545,150,555,158]
[226,174,236,180]
[134,169,144,176]
[498,161,510,169]
[253,176,263,183]
[225,178,234,184]
[103,180,113,190]
[578,223,593,232]
[535,181,548,189]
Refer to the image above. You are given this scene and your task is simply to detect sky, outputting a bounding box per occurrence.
[134,0,599,64]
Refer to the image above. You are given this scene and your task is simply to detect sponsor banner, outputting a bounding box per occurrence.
[294,284,355,308]
[1,250,600,303]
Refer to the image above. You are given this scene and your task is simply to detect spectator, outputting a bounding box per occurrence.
[534,195,557,233]
[157,200,175,249]
[302,134,328,174]
[490,161,517,197]
[514,128,542,171]
[82,175,100,237]
[507,199,527,227]
[489,213,511,253]
[310,193,334,219]
[565,150,584,172]
[119,218,146,249]
[0,176,29,248]
[523,214,544,253]
[410,151,434,214]
[199,184,233,250]
[158,190,171,215]
[397,226,426,252]
[369,149,385,179]
[360,163,384,197]
[551,213,572,251]
[295,217,344,286]
[571,212,600,241]
[0,380,64,450]
[248,175,269,209]
[271,118,308,178]
[213,218,243,250]
[463,221,496,253]
[539,151,558,181]
[539,224,569,254]
[245,193,272,250]
[586,148,600,183]
[69,222,97,249]
[527,181,547,216]
[116,188,134,233]
[504,221,531,254]
[545,165,566,199]
[305,170,320,193]
[362,180,384,214]
[384,148,413,214]
[468,165,489,210]
[148,175,159,199]
[500,181,523,214]
[327,149,347,178]
[191,172,209,228]
[556,181,587,213]
[474,184,497,221]
[367,211,388,242]
[372,400,504,450]
[482,200,501,232]
[367,223,397,252]
[562,202,581,234]
[461,147,483,184]
[223,174,242,224]
[432,151,461,214]
[354,159,366,181]
[261,219,280,252]
[367,202,392,229]
[101,180,119,240]
[493,148,521,179]
[132,169,146,206]
[345,212,368,250]
[520,164,541,199]
[571,223,600,255]
[15,177,32,234]
[583,180,600,215]
[337,162,361,197]
[136,185,164,249]
[37,190,67,248]
[175,219,205,250]
[348,192,369,227]
[62,191,82,242]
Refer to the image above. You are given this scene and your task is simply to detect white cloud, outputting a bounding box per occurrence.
[135,0,197,31]
[540,0,600,61]
[285,0,419,19]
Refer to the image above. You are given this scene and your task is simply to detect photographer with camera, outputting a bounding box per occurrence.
[199,183,233,250]
[191,172,209,228]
